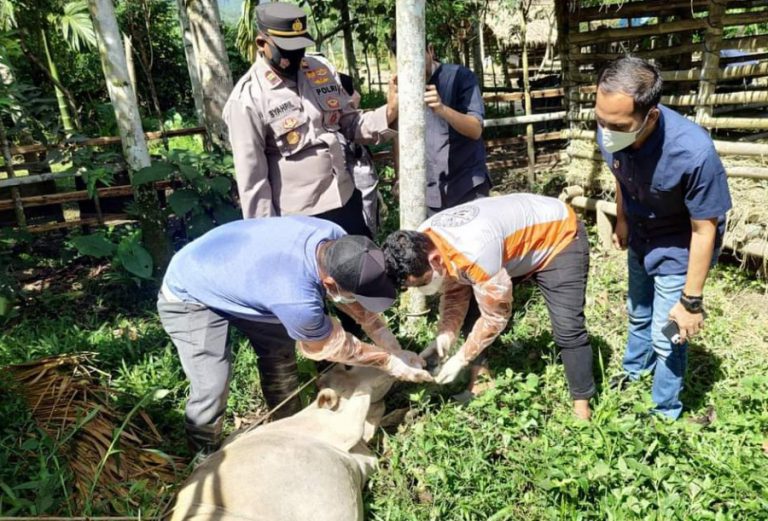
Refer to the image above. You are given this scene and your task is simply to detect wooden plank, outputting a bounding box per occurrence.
[8,127,206,156]
[0,181,172,211]
[0,170,80,189]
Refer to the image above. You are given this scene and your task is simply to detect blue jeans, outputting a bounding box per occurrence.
[623,249,688,419]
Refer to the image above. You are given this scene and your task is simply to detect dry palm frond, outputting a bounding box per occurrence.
[5,353,186,513]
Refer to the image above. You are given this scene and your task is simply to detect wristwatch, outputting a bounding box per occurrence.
[680,293,704,314]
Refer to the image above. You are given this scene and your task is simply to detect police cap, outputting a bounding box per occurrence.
[256,2,314,51]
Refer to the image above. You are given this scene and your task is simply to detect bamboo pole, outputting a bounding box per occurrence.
[26,214,133,234]
[484,87,564,102]
[520,1,536,187]
[570,34,768,63]
[702,116,768,129]
[0,118,27,228]
[0,181,173,211]
[563,129,768,157]
[9,127,206,156]
[562,192,768,260]
[484,111,567,127]
[571,0,709,22]
[695,0,727,124]
[572,61,768,85]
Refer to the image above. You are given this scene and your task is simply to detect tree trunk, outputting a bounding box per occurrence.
[521,8,536,188]
[472,18,484,92]
[396,0,427,321]
[364,47,372,92]
[124,33,137,95]
[40,29,75,133]
[375,47,382,92]
[88,0,169,271]
[339,0,359,88]
[0,118,27,228]
[186,0,234,149]
[175,0,207,131]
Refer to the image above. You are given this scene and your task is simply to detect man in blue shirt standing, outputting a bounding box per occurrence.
[389,36,491,215]
[595,57,732,419]
[159,217,431,452]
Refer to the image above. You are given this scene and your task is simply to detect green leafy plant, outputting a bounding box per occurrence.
[132,148,240,240]
[69,229,153,280]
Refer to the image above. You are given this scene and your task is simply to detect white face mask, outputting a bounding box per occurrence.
[416,269,445,296]
[599,111,651,153]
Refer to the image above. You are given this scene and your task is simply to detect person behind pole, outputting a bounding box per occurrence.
[388,34,491,215]
[382,194,596,420]
[223,2,398,237]
[338,72,382,237]
[595,56,732,420]
[159,217,431,454]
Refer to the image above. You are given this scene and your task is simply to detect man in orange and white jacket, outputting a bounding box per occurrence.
[383,194,595,419]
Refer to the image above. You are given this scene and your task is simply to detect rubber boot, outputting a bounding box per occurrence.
[258,354,303,420]
[185,417,223,456]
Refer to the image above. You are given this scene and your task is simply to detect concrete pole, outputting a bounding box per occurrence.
[396,0,428,322]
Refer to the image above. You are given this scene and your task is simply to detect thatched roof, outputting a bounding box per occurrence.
[485,0,557,48]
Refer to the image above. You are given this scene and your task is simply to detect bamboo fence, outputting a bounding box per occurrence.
[0,127,205,233]
[557,0,768,263]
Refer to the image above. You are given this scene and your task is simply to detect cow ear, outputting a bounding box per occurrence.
[317,388,340,410]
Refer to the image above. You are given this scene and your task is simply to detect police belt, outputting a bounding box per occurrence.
[628,214,691,238]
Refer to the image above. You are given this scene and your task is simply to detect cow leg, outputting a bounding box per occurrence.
[230,319,303,419]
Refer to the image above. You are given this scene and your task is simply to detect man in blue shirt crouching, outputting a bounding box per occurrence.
[159,216,431,452]
[595,57,732,419]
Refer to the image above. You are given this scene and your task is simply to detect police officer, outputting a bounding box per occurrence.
[223,2,397,237]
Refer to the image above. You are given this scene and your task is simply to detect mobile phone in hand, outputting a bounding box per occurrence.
[662,320,681,344]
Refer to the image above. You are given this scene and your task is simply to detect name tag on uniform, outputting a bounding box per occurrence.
[267,100,299,120]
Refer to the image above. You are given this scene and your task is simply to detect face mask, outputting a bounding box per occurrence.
[267,42,305,78]
[416,269,445,296]
[599,111,651,153]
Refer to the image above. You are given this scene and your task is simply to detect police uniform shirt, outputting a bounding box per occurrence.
[224,55,395,219]
[597,104,733,276]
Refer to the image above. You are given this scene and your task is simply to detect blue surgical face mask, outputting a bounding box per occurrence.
[599,110,652,153]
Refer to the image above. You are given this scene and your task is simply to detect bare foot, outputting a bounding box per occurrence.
[573,399,591,421]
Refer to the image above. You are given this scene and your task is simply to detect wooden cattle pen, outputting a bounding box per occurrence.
[556,0,768,268]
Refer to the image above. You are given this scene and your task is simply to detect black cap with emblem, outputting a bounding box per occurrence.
[256,2,314,51]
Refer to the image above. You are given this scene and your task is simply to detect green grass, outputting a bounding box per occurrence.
[1,228,767,517]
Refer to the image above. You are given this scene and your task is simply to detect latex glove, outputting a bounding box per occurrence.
[435,351,469,385]
[386,351,433,383]
[419,332,455,361]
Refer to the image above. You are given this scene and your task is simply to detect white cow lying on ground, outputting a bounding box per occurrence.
[169,365,394,521]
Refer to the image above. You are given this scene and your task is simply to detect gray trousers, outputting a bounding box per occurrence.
[157,292,302,444]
